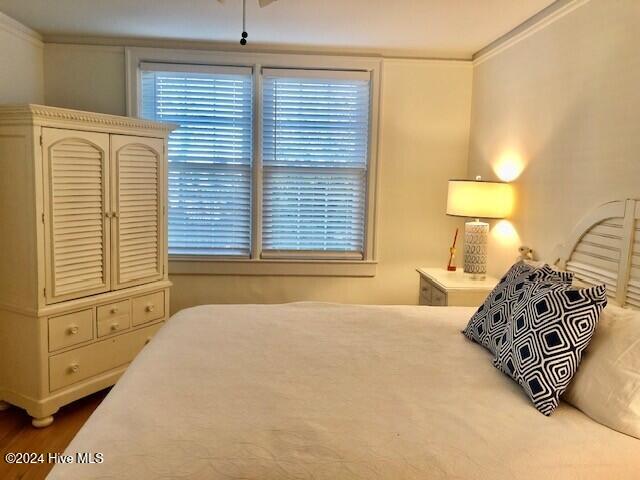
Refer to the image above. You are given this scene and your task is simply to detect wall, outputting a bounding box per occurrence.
[468,0,640,278]
[11,0,640,308]
[171,60,471,311]
[44,44,125,115]
[0,12,43,103]
[43,46,472,310]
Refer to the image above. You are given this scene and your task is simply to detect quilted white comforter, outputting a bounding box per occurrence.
[49,302,640,479]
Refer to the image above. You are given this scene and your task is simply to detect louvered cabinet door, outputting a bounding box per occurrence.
[111,135,164,289]
[42,128,111,303]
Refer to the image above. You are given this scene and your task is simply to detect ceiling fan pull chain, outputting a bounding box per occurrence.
[240,0,248,45]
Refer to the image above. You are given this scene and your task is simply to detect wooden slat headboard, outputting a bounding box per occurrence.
[557,199,639,308]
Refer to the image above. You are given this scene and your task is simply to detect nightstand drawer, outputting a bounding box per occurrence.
[417,268,498,307]
[419,278,433,305]
[431,288,447,306]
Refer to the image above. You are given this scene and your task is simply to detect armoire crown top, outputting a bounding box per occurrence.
[0,104,176,132]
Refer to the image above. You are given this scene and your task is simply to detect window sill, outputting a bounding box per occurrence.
[168,258,377,277]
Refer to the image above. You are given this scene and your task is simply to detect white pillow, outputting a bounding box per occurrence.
[563,304,640,438]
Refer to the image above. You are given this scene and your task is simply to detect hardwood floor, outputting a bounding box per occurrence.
[0,389,108,480]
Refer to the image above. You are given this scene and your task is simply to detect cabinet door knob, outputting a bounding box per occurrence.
[110,307,118,314]
[105,212,112,218]
[145,304,155,313]
[69,363,80,374]
[110,322,120,331]
[67,325,79,335]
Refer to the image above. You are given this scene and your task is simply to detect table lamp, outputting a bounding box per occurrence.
[446,176,513,279]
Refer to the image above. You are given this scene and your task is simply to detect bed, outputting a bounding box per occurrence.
[48,302,639,479]
[48,199,640,479]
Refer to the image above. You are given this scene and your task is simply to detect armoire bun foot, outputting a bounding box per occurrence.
[32,416,54,428]
[0,400,11,411]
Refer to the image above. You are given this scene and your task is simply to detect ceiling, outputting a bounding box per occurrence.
[0,0,556,59]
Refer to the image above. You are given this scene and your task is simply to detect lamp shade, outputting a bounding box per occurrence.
[446,179,513,219]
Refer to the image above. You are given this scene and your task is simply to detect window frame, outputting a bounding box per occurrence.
[126,47,380,277]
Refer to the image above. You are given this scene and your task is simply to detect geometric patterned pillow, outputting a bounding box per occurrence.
[462,261,535,355]
[531,264,574,284]
[461,262,573,356]
[493,281,607,415]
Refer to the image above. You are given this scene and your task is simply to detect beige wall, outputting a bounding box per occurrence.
[171,60,470,311]
[0,13,43,103]
[43,47,472,310]
[44,44,126,115]
[8,0,640,308]
[469,0,640,278]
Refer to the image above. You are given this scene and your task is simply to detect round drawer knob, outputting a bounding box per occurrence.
[145,305,155,313]
[110,322,120,331]
[68,325,79,335]
[69,363,80,374]
[110,307,118,314]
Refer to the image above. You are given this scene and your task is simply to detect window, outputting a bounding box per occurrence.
[131,49,379,275]
[262,69,371,259]
[140,63,253,257]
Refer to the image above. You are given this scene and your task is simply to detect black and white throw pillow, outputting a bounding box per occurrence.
[493,281,607,415]
[462,262,573,356]
[462,261,534,355]
[531,264,574,284]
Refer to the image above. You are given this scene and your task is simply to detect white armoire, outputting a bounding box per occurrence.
[0,105,174,427]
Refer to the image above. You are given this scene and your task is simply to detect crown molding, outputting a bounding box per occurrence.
[42,33,473,62]
[44,42,125,54]
[383,57,472,67]
[0,104,175,132]
[473,0,590,66]
[0,12,43,47]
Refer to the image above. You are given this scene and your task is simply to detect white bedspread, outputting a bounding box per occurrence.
[49,302,640,479]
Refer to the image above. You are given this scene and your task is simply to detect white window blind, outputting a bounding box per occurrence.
[262,69,371,258]
[140,63,253,256]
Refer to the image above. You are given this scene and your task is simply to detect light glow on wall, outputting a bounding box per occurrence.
[491,220,520,247]
[493,152,525,182]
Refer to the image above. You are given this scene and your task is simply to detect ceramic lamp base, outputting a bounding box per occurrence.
[464,220,488,279]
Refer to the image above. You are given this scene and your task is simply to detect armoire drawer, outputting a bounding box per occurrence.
[132,291,165,326]
[97,299,131,337]
[49,322,163,392]
[48,309,94,352]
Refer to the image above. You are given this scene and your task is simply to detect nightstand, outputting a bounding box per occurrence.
[416,267,498,306]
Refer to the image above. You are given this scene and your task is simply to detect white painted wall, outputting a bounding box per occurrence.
[0,12,44,103]
[44,44,125,115]
[468,0,640,278]
[42,45,473,310]
[17,0,639,309]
